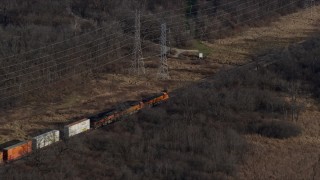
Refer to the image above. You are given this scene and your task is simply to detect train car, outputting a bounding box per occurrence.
[142,91,169,107]
[64,118,90,138]
[32,130,60,150]
[90,101,143,129]
[117,101,144,117]
[89,109,117,129]
[0,151,3,164]
[0,91,169,164]
[1,140,32,161]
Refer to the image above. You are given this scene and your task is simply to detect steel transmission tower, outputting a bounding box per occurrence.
[309,0,316,17]
[158,23,170,79]
[132,10,145,75]
[305,0,315,10]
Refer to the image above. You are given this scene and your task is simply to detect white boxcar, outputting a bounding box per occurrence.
[32,130,60,149]
[64,118,90,138]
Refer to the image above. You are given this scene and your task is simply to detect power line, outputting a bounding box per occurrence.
[0,0,260,88]
[0,40,134,92]
[0,0,301,100]
[0,0,246,70]
[0,37,133,80]
[0,0,243,82]
[0,0,244,62]
[0,0,287,84]
[0,0,291,92]
[0,0,264,81]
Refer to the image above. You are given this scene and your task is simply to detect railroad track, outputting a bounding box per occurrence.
[170,53,279,98]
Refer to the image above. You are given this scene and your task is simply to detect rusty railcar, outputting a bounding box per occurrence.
[1,140,32,161]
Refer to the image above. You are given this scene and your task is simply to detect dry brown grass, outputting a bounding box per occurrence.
[238,106,320,179]
[203,5,320,65]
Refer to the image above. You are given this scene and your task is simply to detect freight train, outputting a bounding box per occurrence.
[0,91,169,163]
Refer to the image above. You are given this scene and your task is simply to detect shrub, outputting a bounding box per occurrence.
[248,120,302,139]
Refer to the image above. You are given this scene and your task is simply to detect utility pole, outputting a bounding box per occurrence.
[310,0,315,18]
[158,23,170,80]
[306,0,315,17]
[168,28,171,56]
[132,10,145,75]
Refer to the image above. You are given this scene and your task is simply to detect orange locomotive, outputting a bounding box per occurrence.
[142,91,169,107]
[90,91,169,129]
[115,101,144,119]
[90,109,117,128]
[90,101,144,129]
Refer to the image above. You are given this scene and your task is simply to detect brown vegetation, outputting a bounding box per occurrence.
[0,1,320,179]
[2,35,320,179]
[0,1,318,144]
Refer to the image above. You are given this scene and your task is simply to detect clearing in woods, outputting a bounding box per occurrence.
[0,6,320,178]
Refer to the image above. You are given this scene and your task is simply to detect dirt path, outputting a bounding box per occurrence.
[170,48,199,58]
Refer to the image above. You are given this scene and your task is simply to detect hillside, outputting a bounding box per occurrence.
[0,1,319,143]
[1,36,320,179]
[0,0,320,179]
[0,0,314,105]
